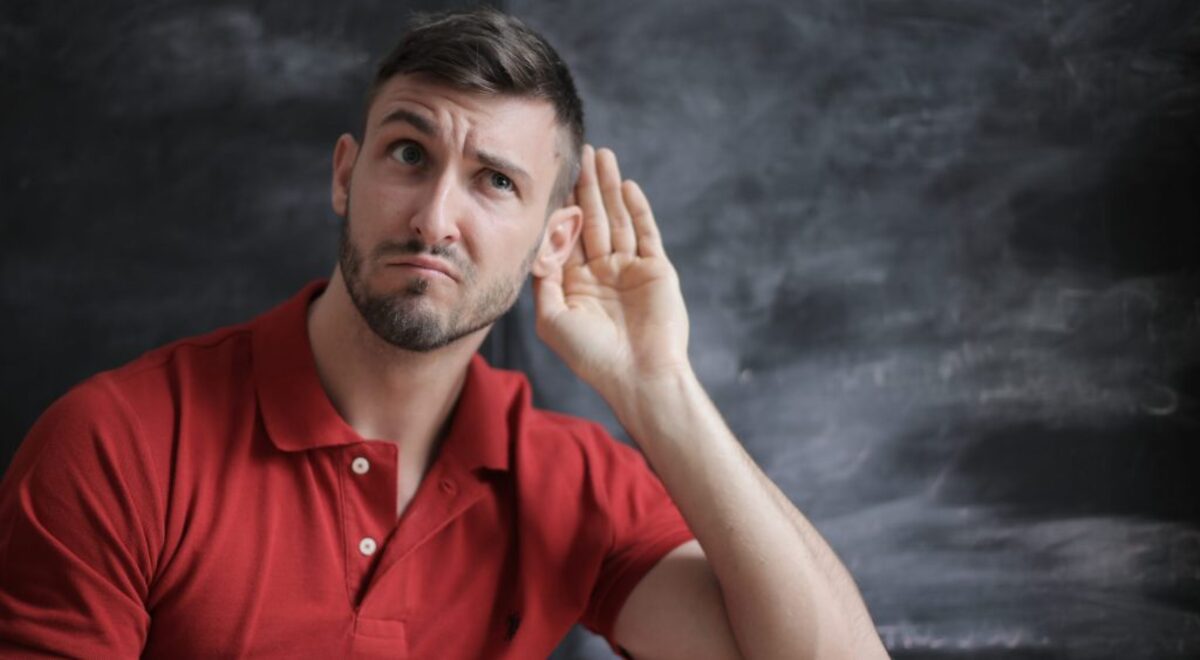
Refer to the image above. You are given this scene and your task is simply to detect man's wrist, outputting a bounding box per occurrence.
[600,362,707,445]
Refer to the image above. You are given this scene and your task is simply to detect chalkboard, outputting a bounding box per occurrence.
[3,0,1199,657]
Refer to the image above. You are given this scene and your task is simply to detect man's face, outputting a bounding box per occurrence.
[331,75,569,352]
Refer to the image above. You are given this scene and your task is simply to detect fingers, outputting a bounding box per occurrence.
[597,149,636,256]
[576,145,610,260]
[575,144,660,260]
[621,180,664,259]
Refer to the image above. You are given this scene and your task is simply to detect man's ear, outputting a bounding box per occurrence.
[331,133,360,217]
[531,204,583,278]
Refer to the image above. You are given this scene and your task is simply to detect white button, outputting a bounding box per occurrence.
[358,537,377,556]
[351,457,370,475]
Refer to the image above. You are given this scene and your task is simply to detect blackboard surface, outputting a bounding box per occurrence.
[3,1,1198,657]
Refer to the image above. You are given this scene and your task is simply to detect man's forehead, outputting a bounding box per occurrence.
[367,75,559,149]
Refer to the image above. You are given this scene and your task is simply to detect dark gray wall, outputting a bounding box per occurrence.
[3,0,1199,658]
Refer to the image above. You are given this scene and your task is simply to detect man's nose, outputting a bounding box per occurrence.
[409,170,464,246]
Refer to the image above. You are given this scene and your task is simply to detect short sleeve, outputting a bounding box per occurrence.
[577,426,696,656]
[0,377,161,658]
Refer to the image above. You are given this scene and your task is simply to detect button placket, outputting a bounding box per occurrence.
[360,461,488,604]
[341,444,398,606]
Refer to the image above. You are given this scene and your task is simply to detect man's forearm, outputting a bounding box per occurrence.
[602,367,888,659]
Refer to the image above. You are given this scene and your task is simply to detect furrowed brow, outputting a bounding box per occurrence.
[475,149,532,188]
[378,108,438,137]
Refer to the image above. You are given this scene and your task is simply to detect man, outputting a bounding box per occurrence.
[0,8,888,659]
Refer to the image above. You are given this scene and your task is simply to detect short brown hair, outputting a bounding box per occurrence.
[367,7,585,210]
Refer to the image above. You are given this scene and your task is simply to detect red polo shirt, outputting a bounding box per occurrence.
[0,281,695,658]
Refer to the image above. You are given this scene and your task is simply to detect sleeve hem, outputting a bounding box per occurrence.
[584,521,696,654]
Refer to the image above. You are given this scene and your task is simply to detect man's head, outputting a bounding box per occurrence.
[330,8,586,352]
[367,7,585,211]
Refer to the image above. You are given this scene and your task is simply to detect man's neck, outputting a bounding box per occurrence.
[306,269,488,478]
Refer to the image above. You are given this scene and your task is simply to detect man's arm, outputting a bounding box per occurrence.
[0,378,156,658]
[533,145,888,659]
[607,368,887,659]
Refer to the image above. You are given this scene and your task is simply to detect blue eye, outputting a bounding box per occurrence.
[391,142,424,166]
[489,171,514,192]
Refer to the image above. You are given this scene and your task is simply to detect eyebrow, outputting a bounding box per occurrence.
[378,108,438,136]
[474,149,532,189]
[377,107,534,189]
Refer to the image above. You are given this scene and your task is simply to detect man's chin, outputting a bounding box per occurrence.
[359,302,456,352]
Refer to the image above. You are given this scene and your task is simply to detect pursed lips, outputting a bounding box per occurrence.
[385,256,460,282]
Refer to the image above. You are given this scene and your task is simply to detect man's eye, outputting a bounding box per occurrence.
[489,171,514,192]
[391,142,424,166]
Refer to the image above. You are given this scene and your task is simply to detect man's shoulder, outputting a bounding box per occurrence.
[48,294,287,445]
[496,372,670,539]
[13,319,254,478]
[97,319,256,400]
[94,281,319,398]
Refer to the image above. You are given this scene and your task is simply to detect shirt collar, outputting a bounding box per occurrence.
[251,279,520,473]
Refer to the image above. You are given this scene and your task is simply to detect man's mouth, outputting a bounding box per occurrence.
[385,256,459,282]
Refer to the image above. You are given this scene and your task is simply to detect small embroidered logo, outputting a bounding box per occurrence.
[505,612,522,641]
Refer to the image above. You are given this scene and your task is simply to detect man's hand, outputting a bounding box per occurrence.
[533,145,691,397]
[533,149,890,660]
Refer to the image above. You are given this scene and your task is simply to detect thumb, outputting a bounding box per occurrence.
[532,272,566,331]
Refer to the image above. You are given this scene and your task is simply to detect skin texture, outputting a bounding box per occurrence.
[309,74,889,658]
[333,75,568,354]
[338,207,539,351]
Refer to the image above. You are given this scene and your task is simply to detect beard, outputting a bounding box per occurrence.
[337,205,539,352]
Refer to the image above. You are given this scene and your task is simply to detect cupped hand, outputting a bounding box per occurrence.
[533,145,691,396]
